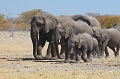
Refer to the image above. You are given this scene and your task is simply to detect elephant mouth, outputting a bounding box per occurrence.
[37,23,45,31]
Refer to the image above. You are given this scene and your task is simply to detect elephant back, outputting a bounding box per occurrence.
[108,28,120,40]
[56,15,75,23]
[71,14,91,26]
[71,14,101,27]
[73,21,93,36]
[87,16,101,27]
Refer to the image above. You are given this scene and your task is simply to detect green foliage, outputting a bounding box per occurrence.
[1,10,120,31]
[97,15,120,28]
[15,9,44,30]
[0,14,6,30]
[86,13,120,28]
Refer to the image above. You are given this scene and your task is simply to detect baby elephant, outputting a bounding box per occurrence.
[70,33,93,62]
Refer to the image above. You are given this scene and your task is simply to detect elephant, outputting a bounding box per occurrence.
[69,33,93,62]
[93,28,120,58]
[53,15,75,59]
[30,13,59,60]
[92,37,100,59]
[54,20,93,62]
[30,13,76,60]
[71,14,101,27]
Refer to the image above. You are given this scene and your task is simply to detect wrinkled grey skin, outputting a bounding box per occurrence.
[30,13,59,60]
[70,33,93,63]
[54,20,93,62]
[54,15,75,59]
[92,37,100,59]
[31,13,77,60]
[93,28,120,58]
[71,14,101,27]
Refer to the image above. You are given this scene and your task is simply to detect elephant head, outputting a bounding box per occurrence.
[70,34,79,48]
[30,13,59,59]
[93,29,110,43]
[54,21,75,44]
[32,13,58,34]
[70,34,85,52]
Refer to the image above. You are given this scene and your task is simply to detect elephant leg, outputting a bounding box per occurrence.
[92,49,96,58]
[60,45,65,59]
[75,49,82,63]
[105,47,110,58]
[50,42,58,60]
[109,47,119,57]
[37,37,46,60]
[81,49,88,62]
[64,39,71,63]
[116,46,119,57]
[87,50,92,62]
[100,42,108,58]
[44,43,51,59]
[100,45,105,58]
[95,46,100,59]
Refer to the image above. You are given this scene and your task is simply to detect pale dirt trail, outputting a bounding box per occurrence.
[0,31,120,79]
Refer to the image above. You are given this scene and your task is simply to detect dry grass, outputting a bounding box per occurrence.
[0,31,120,79]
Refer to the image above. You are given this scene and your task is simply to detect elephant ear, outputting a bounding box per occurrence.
[72,15,91,26]
[64,26,74,39]
[42,13,58,33]
[100,31,109,43]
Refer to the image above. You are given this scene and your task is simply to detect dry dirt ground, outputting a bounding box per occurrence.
[0,31,120,79]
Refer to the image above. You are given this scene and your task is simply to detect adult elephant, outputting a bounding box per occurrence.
[71,14,101,27]
[55,15,75,58]
[93,28,120,58]
[54,20,93,62]
[30,13,59,60]
[30,13,75,60]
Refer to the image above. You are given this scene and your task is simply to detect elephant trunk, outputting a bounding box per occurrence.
[30,17,39,59]
[54,27,63,59]
[54,36,62,59]
[30,28,40,59]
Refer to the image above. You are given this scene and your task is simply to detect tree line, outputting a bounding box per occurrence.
[0,9,120,31]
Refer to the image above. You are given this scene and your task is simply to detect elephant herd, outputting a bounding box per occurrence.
[30,12,120,63]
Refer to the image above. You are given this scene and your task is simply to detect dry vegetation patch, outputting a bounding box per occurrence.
[0,31,120,79]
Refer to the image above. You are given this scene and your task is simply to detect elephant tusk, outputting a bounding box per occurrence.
[59,40,60,43]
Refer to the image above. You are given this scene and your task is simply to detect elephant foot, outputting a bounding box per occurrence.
[115,55,119,58]
[76,60,81,63]
[50,57,58,60]
[84,58,92,62]
[93,55,98,58]
[98,56,101,59]
[64,59,70,63]
[35,55,43,60]
[100,55,104,58]
[100,53,104,58]
[44,55,51,60]
[60,54,65,59]
[105,55,110,58]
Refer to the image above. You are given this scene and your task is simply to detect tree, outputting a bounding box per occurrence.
[97,15,120,28]
[86,13,120,28]
[0,14,6,30]
[14,9,44,30]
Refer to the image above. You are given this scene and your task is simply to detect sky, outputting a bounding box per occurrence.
[0,0,120,18]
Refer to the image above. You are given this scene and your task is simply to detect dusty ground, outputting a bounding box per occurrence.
[0,31,119,79]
